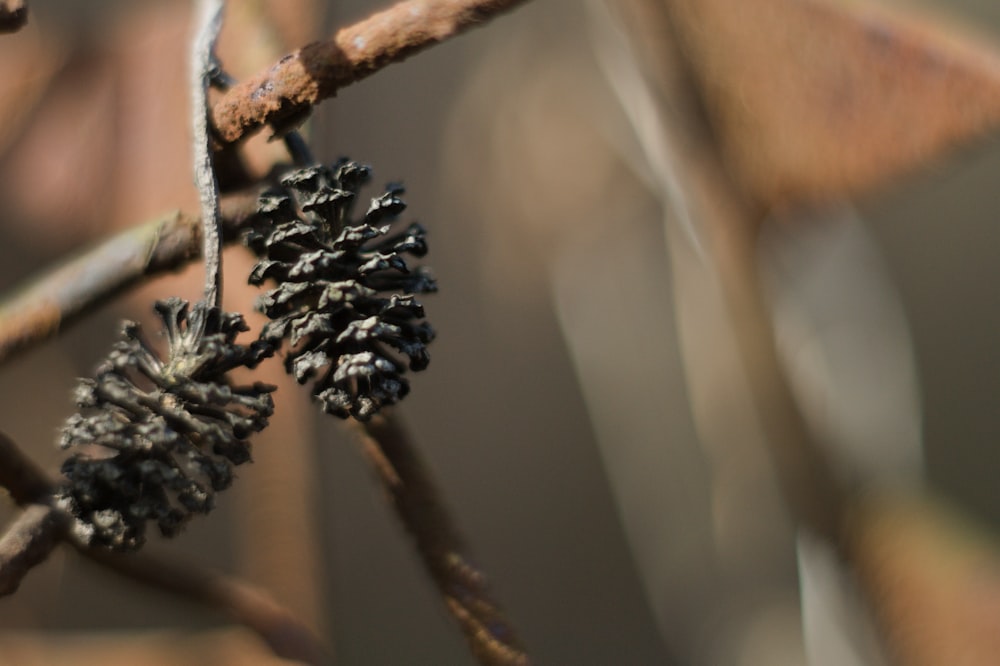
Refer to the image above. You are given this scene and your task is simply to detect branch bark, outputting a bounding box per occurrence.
[0,505,66,596]
[353,415,532,666]
[0,429,63,596]
[191,0,227,307]
[211,0,529,144]
[0,193,258,370]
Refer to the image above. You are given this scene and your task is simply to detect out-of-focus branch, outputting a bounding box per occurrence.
[352,415,532,666]
[0,431,53,505]
[0,193,259,369]
[0,0,27,33]
[599,0,847,544]
[78,545,333,665]
[0,430,63,597]
[0,505,66,595]
[0,423,328,660]
[211,0,529,144]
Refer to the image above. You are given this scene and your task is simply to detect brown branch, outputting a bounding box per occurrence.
[0,0,27,34]
[0,425,329,660]
[77,545,333,665]
[211,0,529,144]
[0,505,66,595]
[0,193,259,370]
[0,430,54,505]
[0,431,64,597]
[0,0,529,363]
[352,415,532,666]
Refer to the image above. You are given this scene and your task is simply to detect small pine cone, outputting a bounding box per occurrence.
[246,159,436,420]
[56,298,275,550]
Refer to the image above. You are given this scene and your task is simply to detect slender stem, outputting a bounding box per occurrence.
[351,415,532,666]
[191,0,226,307]
[283,131,316,167]
[211,0,530,145]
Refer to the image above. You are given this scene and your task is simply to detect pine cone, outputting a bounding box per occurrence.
[246,160,435,420]
[56,298,275,550]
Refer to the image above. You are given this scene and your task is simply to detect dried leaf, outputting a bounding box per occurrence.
[661,0,1000,210]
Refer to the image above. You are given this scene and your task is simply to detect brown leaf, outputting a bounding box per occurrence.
[660,0,1000,211]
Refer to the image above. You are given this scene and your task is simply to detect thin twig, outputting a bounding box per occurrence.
[192,0,226,307]
[0,432,63,597]
[0,505,66,596]
[0,193,258,370]
[77,545,333,665]
[211,0,529,144]
[351,415,532,666]
[0,0,26,33]
[0,0,528,363]
[0,425,329,660]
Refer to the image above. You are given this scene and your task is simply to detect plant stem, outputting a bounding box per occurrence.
[0,0,531,364]
[191,0,226,308]
[0,506,66,596]
[352,415,532,666]
[0,194,258,370]
[0,432,61,597]
[211,0,530,145]
[0,426,328,660]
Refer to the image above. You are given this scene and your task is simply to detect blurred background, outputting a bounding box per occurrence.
[0,0,999,664]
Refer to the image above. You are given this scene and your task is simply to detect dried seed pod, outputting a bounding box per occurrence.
[56,298,275,550]
[247,159,436,420]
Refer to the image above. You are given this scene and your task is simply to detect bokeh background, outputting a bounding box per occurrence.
[0,0,999,664]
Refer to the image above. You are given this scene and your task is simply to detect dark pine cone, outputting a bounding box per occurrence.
[246,159,436,420]
[56,298,275,550]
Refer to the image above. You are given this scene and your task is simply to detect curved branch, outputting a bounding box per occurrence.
[0,0,531,364]
[352,415,532,666]
[0,505,66,596]
[0,430,63,596]
[0,193,259,369]
[0,427,328,661]
[211,0,529,144]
